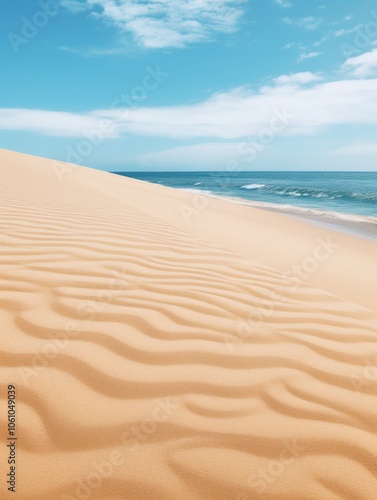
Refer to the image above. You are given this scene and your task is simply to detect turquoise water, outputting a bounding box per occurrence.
[115,171,377,220]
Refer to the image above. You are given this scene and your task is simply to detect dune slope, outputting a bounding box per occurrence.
[0,149,377,500]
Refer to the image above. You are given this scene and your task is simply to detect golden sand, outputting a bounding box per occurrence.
[1,149,377,499]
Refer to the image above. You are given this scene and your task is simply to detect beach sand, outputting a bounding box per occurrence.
[1,148,377,499]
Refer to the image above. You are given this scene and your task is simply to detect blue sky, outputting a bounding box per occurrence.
[1,0,377,171]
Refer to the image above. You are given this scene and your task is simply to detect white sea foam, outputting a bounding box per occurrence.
[288,191,302,197]
[180,188,213,196]
[241,183,265,190]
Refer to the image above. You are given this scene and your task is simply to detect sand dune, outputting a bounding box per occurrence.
[1,149,377,499]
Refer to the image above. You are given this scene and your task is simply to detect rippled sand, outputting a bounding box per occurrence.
[1,149,377,500]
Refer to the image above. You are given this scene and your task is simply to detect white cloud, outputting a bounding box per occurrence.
[275,0,292,8]
[273,72,322,85]
[0,109,104,136]
[342,48,377,76]
[297,51,321,62]
[63,0,245,49]
[1,64,377,140]
[128,76,376,139]
[333,143,377,155]
[283,16,323,30]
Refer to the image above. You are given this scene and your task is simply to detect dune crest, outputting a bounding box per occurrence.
[0,149,377,499]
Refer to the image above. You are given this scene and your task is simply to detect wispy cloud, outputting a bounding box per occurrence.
[283,16,323,30]
[59,46,127,57]
[342,48,377,76]
[297,51,321,62]
[333,24,362,38]
[62,0,246,49]
[275,0,292,8]
[314,23,363,47]
[282,42,295,49]
[59,0,88,13]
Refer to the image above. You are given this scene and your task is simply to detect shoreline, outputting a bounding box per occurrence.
[180,188,377,241]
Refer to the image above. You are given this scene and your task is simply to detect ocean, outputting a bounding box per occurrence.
[115,171,377,223]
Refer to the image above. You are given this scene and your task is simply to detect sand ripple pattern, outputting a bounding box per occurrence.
[1,154,377,499]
